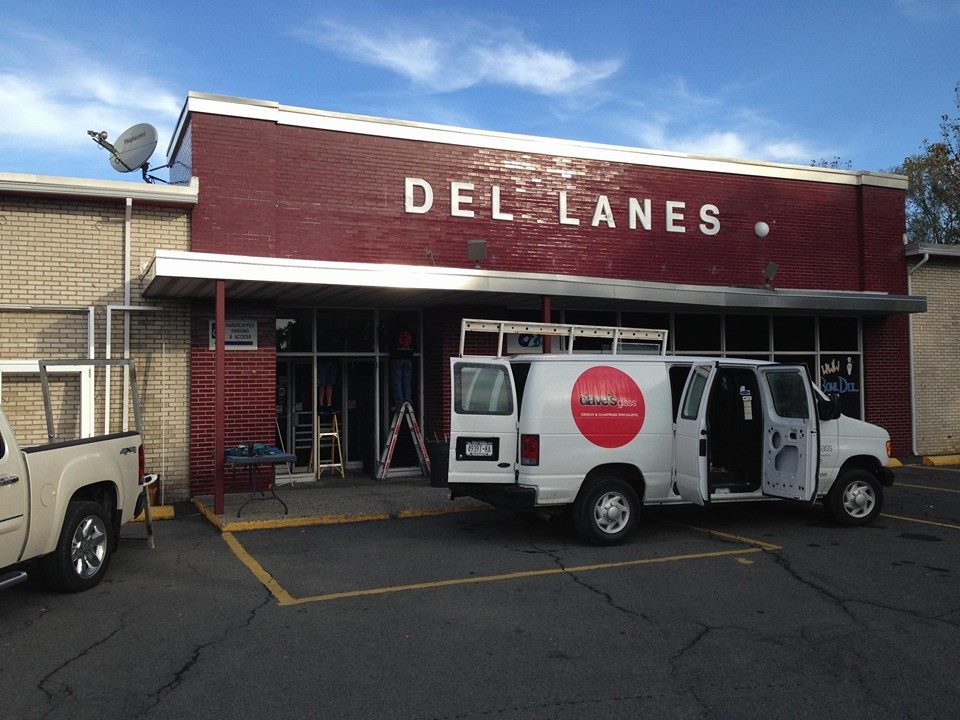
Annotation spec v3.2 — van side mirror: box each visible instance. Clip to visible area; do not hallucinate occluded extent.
[817,393,842,421]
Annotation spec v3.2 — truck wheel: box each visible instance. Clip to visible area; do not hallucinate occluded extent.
[826,470,882,526]
[573,477,639,546]
[42,501,114,592]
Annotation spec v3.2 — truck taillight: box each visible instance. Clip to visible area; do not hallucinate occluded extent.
[885,440,892,458]
[520,434,540,466]
[138,444,146,483]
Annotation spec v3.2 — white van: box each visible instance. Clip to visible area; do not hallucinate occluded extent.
[446,320,894,545]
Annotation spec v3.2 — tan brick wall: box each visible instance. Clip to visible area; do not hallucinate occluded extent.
[912,262,960,455]
[0,195,192,500]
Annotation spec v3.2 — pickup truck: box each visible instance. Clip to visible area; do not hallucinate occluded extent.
[0,361,148,592]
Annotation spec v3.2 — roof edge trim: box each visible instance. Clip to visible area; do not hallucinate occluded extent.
[168,92,907,190]
[0,173,199,205]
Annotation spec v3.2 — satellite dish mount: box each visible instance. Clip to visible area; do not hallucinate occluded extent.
[87,123,170,184]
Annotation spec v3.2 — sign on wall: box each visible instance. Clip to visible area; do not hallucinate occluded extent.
[209,320,258,351]
[820,354,861,419]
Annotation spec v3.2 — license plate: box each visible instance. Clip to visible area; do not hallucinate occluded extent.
[465,440,494,458]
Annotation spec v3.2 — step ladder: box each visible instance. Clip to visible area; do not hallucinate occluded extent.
[376,402,430,481]
[315,411,345,479]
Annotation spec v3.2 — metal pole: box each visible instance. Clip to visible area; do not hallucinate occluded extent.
[542,296,552,353]
[214,281,226,515]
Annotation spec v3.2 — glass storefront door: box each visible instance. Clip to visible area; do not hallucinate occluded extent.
[276,358,314,471]
[276,308,424,477]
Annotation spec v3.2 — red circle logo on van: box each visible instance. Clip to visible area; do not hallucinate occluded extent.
[571,366,645,448]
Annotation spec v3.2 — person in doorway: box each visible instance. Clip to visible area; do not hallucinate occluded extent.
[317,359,337,408]
[391,330,414,411]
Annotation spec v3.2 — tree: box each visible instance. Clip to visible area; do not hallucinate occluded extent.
[810,156,854,170]
[894,82,960,245]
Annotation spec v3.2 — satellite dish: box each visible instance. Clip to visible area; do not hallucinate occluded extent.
[108,123,158,173]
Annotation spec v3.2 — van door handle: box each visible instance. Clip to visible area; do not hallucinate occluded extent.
[0,475,19,487]
[498,463,510,468]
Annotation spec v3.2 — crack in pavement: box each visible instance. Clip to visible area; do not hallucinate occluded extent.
[771,552,861,625]
[528,542,654,624]
[37,624,124,702]
[773,551,960,630]
[0,606,50,642]
[137,590,273,717]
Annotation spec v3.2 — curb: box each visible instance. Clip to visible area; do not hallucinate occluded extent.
[922,454,960,467]
[132,505,175,522]
[888,459,903,468]
[192,497,492,533]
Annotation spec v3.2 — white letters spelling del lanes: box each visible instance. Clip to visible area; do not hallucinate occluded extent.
[404,178,720,235]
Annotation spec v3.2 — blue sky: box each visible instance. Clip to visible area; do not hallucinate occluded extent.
[1,0,958,181]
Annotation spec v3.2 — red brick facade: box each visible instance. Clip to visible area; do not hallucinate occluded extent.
[189,304,276,495]
[176,109,912,493]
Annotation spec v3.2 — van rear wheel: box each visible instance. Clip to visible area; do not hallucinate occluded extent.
[574,477,639,546]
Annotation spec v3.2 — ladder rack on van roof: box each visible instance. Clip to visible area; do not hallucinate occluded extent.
[459,319,668,358]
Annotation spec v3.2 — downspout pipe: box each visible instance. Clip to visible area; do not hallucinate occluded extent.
[907,253,929,457]
[122,197,132,431]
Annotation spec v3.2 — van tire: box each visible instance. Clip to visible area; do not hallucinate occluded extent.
[573,477,639,546]
[826,470,882,526]
[41,501,114,593]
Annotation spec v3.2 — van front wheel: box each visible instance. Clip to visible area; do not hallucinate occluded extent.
[574,477,639,546]
[826,469,882,526]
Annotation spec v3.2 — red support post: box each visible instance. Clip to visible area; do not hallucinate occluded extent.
[214,280,226,515]
[542,295,552,353]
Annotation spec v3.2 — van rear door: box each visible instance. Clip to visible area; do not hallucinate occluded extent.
[449,358,518,485]
[673,364,717,506]
[757,365,819,502]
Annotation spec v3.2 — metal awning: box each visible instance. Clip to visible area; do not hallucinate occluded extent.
[143,250,926,315]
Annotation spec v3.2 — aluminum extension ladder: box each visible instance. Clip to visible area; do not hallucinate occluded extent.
[375,402,431,481]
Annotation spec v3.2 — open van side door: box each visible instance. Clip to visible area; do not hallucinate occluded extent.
[672,363,717,506]
[757,365,819,502]
[448,358,518,485]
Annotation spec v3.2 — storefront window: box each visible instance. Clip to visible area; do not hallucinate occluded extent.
[819,317,859,351]
[674,314,721,352]
[317,310,375,353]
[773,316,815,351]
[725,315,769,353]
[774,354,817,382]
[276,308,314,353]
[819,352,862,418]
[620,312,669,331]
[565,310,617,351]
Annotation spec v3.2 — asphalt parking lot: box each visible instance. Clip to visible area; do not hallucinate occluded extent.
[2,464,960,720]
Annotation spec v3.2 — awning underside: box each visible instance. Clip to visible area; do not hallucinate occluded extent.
[143,250,926,315]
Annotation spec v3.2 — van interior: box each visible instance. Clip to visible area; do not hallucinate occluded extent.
[705,367,763,494]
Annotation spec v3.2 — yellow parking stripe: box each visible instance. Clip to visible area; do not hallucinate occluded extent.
[285,547,765,605]
[656,519,782,551]
[880,513,960,531]
[221,532,298,606]
[896,483,960,494]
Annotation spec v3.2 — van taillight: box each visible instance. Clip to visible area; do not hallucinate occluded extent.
[520,434,540,466]
[138,444,145,483]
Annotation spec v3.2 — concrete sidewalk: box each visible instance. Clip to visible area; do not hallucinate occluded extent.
[193,472,491,532]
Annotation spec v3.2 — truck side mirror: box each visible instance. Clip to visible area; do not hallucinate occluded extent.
[817,394,842,421]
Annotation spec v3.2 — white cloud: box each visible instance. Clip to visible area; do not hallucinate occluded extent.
[894,0,960,21]
[0,30,180,169]
[298,20,620,96]
[618,78,823,164]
